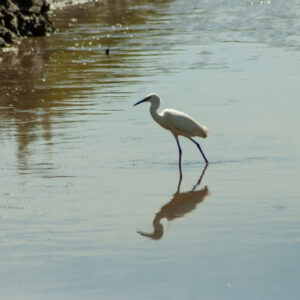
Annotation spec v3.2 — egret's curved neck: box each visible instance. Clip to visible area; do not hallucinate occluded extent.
[149,100,164,126]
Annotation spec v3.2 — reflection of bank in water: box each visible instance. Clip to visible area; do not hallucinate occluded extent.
[0,0,176,171]
[138,166,209,240]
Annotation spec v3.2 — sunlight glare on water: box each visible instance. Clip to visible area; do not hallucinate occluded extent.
[0,0,300,299]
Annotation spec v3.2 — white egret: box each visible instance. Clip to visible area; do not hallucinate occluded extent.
[133,93,209,171]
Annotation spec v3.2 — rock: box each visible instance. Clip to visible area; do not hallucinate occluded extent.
[0,0,54,47]
[0,37,6,47]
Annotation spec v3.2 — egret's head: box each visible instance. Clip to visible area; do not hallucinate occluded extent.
[133,93,161,106]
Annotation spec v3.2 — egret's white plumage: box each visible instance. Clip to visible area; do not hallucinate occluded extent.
[133,93,209,170]
[159,108,208,138]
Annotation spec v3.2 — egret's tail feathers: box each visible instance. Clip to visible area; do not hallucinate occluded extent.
[200,125,209,138]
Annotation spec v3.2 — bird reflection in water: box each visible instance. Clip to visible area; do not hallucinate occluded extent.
[137,165,209,240]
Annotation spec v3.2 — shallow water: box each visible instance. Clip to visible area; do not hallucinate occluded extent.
[0,0,300,299]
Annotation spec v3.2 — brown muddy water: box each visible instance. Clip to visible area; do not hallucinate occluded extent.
[0,0,300,299]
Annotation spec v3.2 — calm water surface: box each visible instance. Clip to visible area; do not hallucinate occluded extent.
[0,0,300,299]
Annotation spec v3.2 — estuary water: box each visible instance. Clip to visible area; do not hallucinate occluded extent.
[0,0,300,299]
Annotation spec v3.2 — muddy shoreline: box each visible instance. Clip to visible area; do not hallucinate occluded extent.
[0,0,92,48]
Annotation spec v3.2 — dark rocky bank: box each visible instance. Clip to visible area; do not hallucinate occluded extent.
[0,0,54,47]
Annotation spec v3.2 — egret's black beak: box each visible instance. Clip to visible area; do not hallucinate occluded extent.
[133,96,151,106]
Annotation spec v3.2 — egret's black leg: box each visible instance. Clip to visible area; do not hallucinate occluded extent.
[189,138,209,164]
[175,136,183,176]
